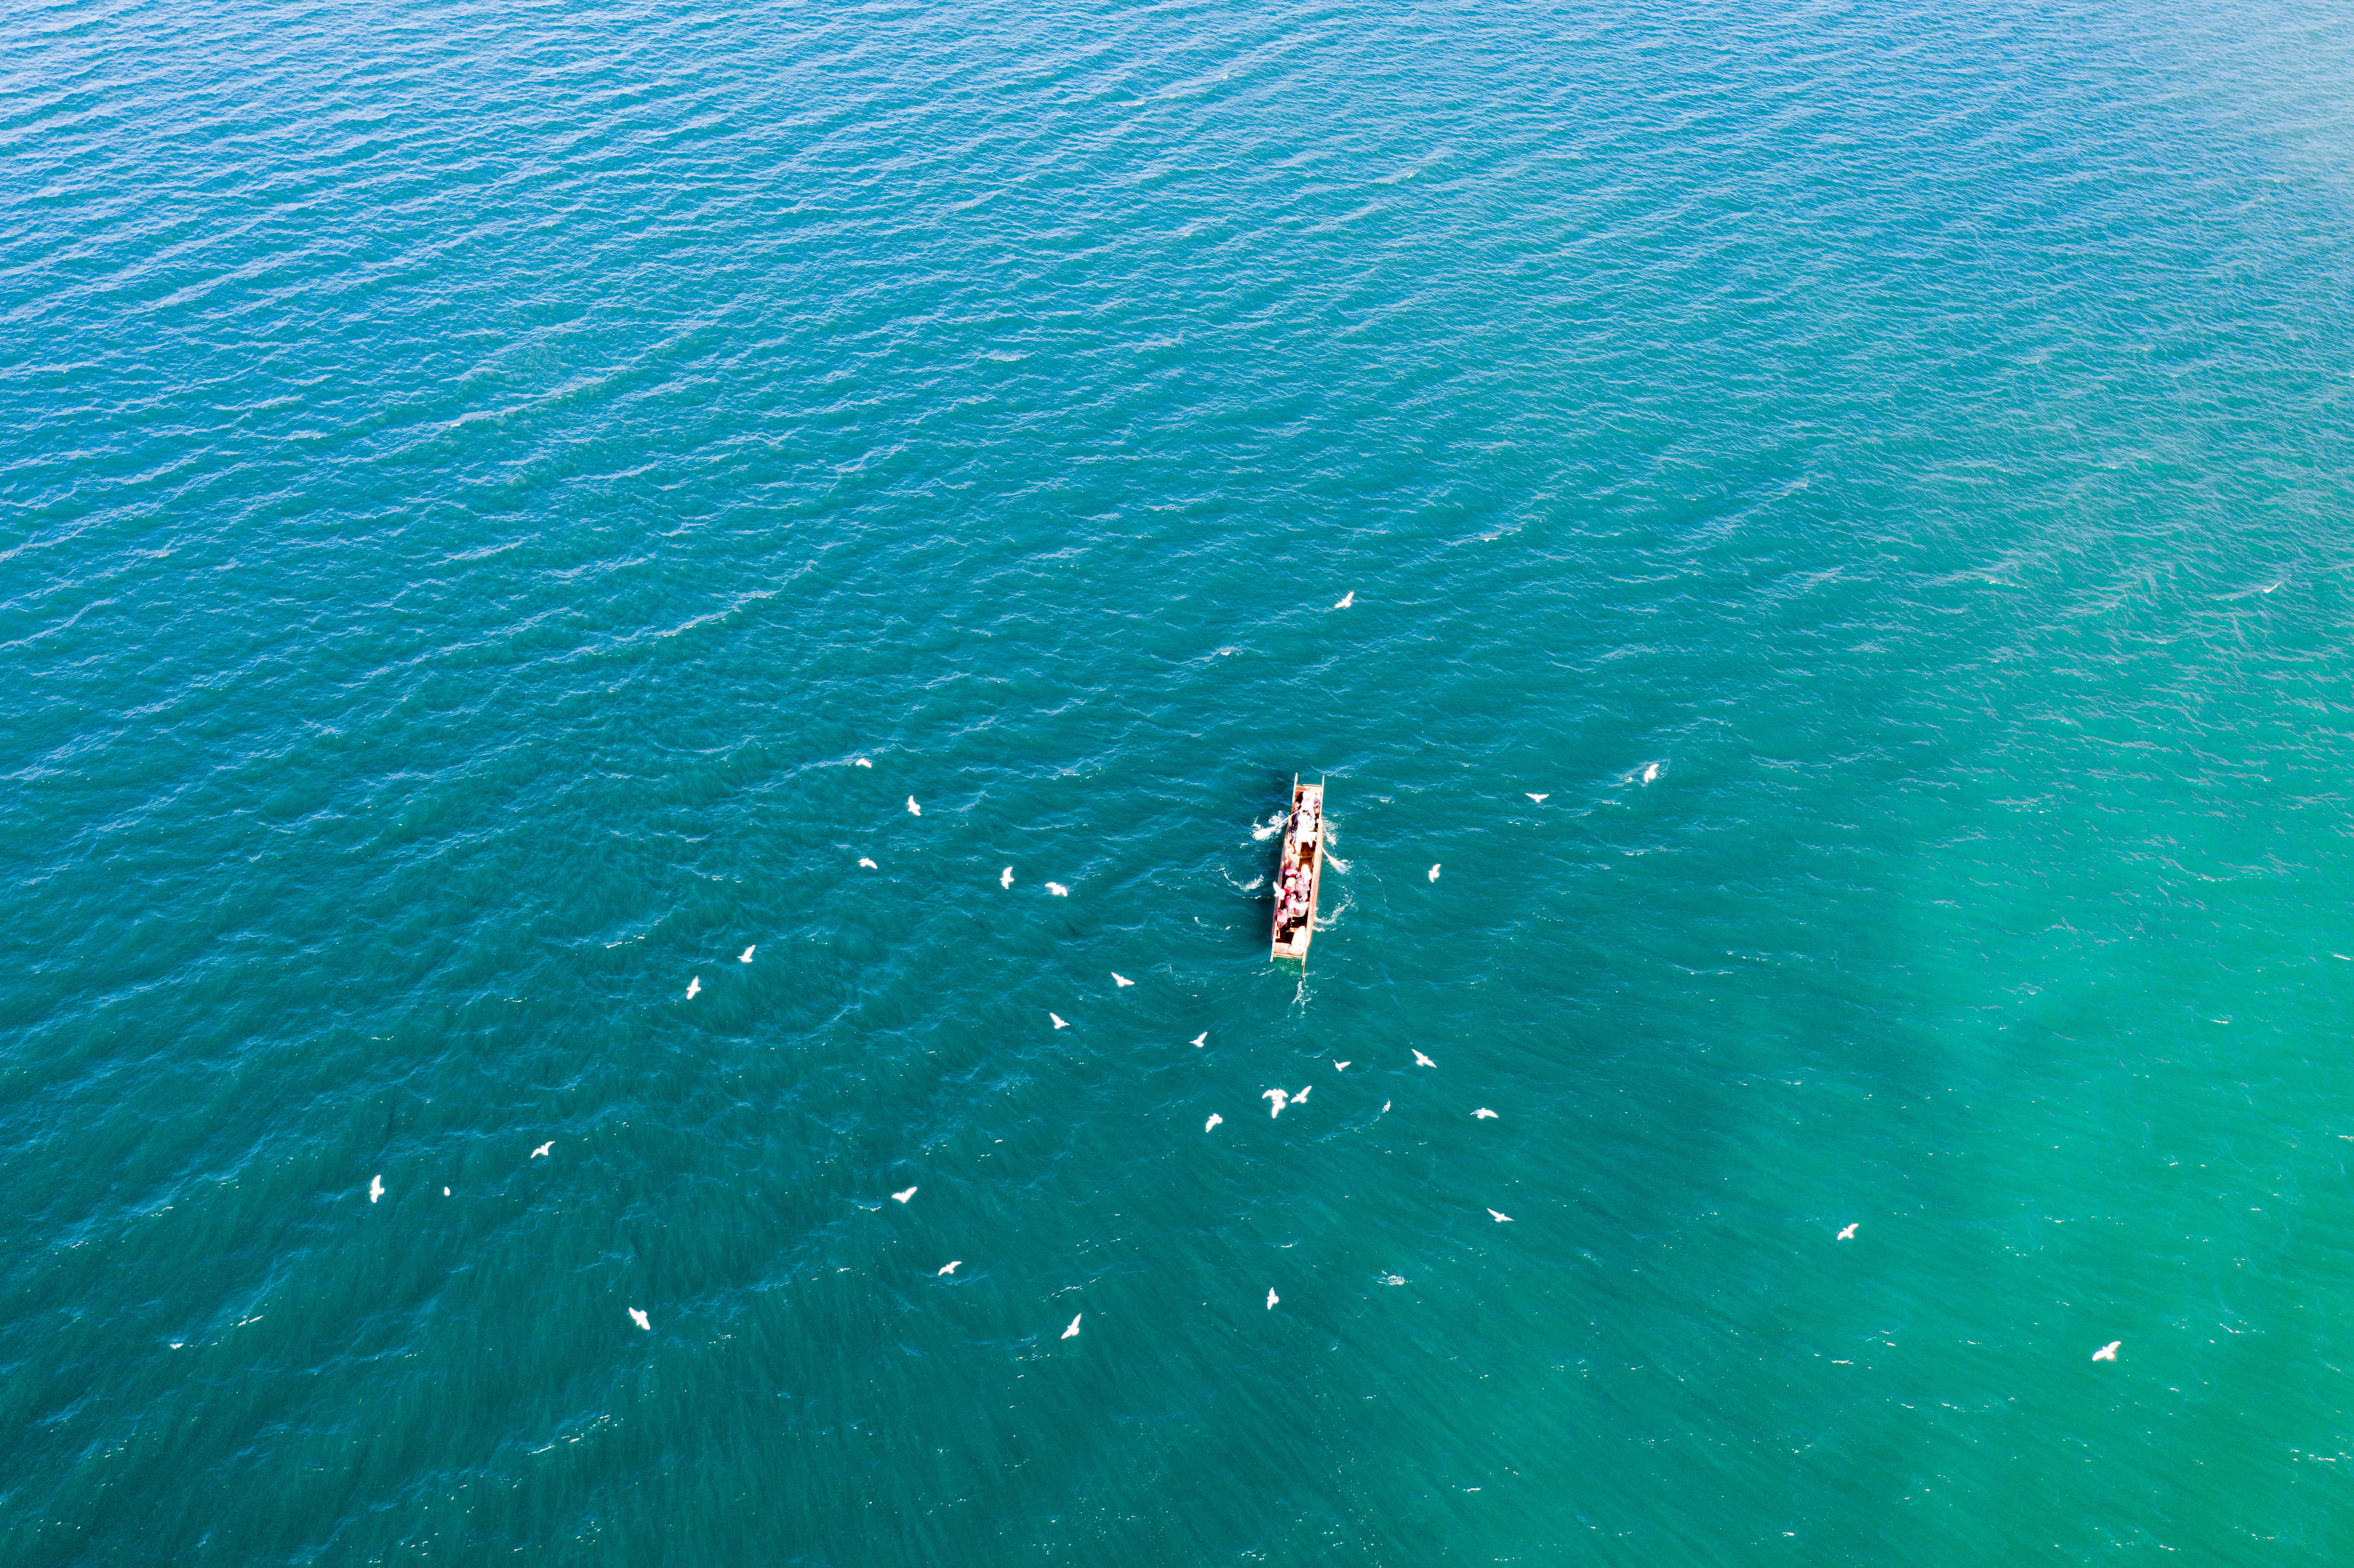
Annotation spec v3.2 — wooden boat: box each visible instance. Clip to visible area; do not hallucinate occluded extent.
[1270,776,1326,961]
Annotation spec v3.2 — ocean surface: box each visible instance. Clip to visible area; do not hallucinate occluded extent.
[8,0,2354,1560]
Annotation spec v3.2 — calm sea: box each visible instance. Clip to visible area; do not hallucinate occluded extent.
[7,0,2354,1560]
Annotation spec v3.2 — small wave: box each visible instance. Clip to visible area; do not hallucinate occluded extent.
[1250,812,1283,841]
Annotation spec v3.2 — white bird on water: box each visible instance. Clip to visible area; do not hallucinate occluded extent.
[2092,1341,2120,1361]
[1191,1032,1207,1048]
[1264,1089,1289,1118]
[532,1141,553,1158]
[1000,866,1014,889]
[892,1186,917,1204]
[1334,1061,1350,1072]
[685,976,701,999]
[853,758,872,768]
[739,945,756,962]
[1472,1108,1497,1119]
[1488,1209,1513,1223]
[859,856,877,868]
[1050,1012,1068,1029]
[1837,1223,1858,1241]
[1333,591,1354,609]
[1061,1314,1082,1340]
[369,1175,384,1203]
[1112,973,1133,987]
[939,1261,961,1276]
[1642,762,1660,784]
[1413,1049,1436,1068]
[906,796,921,815]
[1428,864,1441,882]
[1205,1113,1223,1132]
[1046,882,1069,897]
[629,1308,650,1331]
[1527,793,1548,803]
[1267,1287,1280,1309]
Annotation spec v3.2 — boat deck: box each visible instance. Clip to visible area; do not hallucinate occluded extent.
[1270,778,1324,961]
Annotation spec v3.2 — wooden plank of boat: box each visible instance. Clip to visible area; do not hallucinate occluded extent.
[1270,776,1325,962]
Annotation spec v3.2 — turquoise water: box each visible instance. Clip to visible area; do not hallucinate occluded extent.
[8,0,2354,1559]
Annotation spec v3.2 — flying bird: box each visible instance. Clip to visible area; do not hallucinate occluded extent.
[369,1175,384,1204]
[739,945,756,962]
[1333,591,1354,609]
[1050,1012,1068,1029]
[1061,1314,1082,1340]
[892,1187,917,1203]
[1428,864,1441,881]
[1001,866,1014,889]
[1112,973,1133,987]
[1837,1223,1857,1241]
[858,857,878,868]
[531,1142,552,1158]
[939,1261,961,1276]
[1045,882,1069,897]
[853,758,872,768]
[1527,793,1548,803]
[2092,1341,2120,1362]
[1205,1114,1223,1132]
[1264,1089,1290,1118]
[1334,1061,1349,1072]
[685,976,701,999]
[1191,1033,1207,1048]
[1641,762,1660,784]
[1472,1108,1497,1119]
[1267,1287,1280,1309]
[906,796,921,815]
[629,1308,651,1331]
[1293,1085,1311,1103]
[1413,1049,1436,1067]
[1488,1209,1513,1223]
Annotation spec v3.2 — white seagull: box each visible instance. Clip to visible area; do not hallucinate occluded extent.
[2092,1341,2120,1361]
[1837,1223,1858,1241]
[1001,866,1014,889]
[906,796,921,815]
[1488,1209,1513,1223]
[739,945,756,962]
[892,1186,917,1203]
[1191,1033,1207,1048]
[531,1141,553,1158]
[1527,793,1548,803]
[853,758,872,768]
[1382,1101,1391,1113]
[1061,1314,1082,1340]
[1264,1089,1290,1118]
[1112,973,1133,987]
[1293,1085,1312,1103]
[1334,1061,1349,1072]
[1472,1108,1497,1119]
[443,1187,450,1195]
[939,1261,961,1276]
[1642,762,1660,784]
[628,1308,650,1331]
[858,857,878,868]
[1428,864,1441,882]
[1333,591,1354,609]
[1267,1287,1280,1309]
[1046,882,1069,897]
[1205,1114,1223,1132]
[1050,1012,1068,1029]
[1413,1049,1436,1068]
[369,1175,384,1203]
[685,976,701,999]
